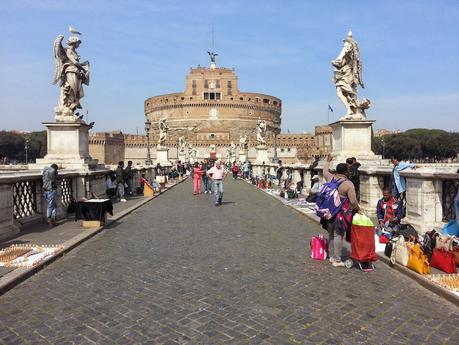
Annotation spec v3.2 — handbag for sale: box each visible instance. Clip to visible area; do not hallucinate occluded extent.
[431,249,457,273]
[390,236,410,266]
[384,241,394,258]
[436,235,455,251]
[452,248,459,267]
[407,243,431,275]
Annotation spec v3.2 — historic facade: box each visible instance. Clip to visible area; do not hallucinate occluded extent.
[88,57,332,165]
[144,63,282,159]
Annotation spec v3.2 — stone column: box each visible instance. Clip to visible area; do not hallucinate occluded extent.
[238,150,248,163]
[329,119,380,164]
[31,122,99,170]
[156,147,171,166]
[255,146,269,164]
[0,184,20,241]
[404,176,443,233]
[178,153,186,163]
[359,174,383,215]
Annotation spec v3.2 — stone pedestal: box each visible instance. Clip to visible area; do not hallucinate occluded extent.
[255,146,269,164]
[156,147,171,165]
[178,153,186,163]
[238,150,248,163]
[330,119,380,164]
[31,122,99,170]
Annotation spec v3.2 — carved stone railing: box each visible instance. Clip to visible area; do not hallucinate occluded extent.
[0,166,159,241]
[251,162,459,233]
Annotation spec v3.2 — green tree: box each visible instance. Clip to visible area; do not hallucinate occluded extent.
[0,131,24,162]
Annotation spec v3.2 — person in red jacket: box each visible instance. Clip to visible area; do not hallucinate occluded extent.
[193,162,202,195]
[231,162,239,179]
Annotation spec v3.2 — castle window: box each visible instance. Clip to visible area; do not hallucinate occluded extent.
[273,101,278,106]
[216,80,220,88]
[192,80,197,95]
[263,98,269,104]
[287,148,291,152]
[204,92,221,100]
[204,80,209,88]
[210,134,215,139]
[239,97,243,101]
[227,80,232,89]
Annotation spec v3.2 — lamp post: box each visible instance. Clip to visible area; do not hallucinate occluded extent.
[145,119,152,165]
[381,137,385,159]
[24,136,30,165]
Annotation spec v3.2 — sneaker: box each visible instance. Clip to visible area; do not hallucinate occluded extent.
[120,198,127,202]
[332,261,345,267]
[329,257,338,263]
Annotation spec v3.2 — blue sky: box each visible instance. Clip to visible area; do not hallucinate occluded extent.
[0,0,458,134]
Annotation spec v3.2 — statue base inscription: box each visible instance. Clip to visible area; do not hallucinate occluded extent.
[30,122,99,170]
[329,119,380,164]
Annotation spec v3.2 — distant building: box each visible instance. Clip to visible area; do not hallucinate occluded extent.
[374,128,402,137]
[314,125,333,157]
[89,57,330,165]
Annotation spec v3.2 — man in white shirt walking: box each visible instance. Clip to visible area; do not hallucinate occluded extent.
[207,160,227,206]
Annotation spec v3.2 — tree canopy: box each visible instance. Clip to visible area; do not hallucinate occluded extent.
[0,131,47,163]
[372,128,459,161]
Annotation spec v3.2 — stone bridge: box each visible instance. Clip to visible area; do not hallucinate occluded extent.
[0,178,457,344]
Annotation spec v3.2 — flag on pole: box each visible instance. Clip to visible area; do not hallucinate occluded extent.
[328,104,333,112]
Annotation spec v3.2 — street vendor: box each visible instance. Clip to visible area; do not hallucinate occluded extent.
[376,188,403,234]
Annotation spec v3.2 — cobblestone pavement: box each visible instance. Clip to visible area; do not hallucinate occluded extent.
[0,178,458,344]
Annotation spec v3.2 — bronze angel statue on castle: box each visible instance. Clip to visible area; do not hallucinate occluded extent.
[52,26,90,122]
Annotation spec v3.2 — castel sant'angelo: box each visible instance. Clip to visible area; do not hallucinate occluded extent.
[89,53,332,165]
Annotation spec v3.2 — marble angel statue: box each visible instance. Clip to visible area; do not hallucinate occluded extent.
[158,118,169,146]
[239,134,248,151]
[178,136,186,154]
[256,119,267,146]
[52,28,90,120]
[331,30,370,120]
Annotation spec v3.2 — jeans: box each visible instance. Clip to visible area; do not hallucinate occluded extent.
[213,180,223,204]
[117,182,125,199]
[243,171,249,179]
[126,178,133,195]
[44,190,57,220]
[202,175,212,193]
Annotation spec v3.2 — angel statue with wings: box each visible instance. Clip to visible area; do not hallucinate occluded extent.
[178,136,186,154]
[239,134,248,151]
[207,51,218,64]
[52,28,90,121]
[331,30,370,120]
[158,118,169,147]
[256,118,267,146]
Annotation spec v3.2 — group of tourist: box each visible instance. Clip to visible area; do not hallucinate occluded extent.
[191,159,227,206]
[315,153,416,267]
[105,161,135,202]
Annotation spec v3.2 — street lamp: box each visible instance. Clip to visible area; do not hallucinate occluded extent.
[145,119,152,165]
[24,136,30,165]
[381,137,385,159]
